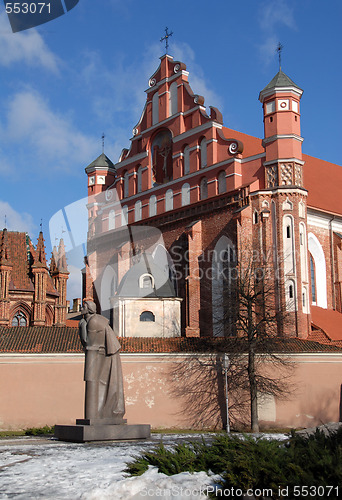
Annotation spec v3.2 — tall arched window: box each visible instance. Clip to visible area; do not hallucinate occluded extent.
[283,215,295,275]
[121,205,128,226]
[200,178,208,200]
[200,138,207,168]
[181,183,190,206]
[123,171,129,198]
[169,82,178,116]
[299,222,308,283]
[218,171,226,194]
[183,145,190,175]
[135,200,142,222]
[308,233,327,308]
[285,279,297,311]
[152,92,159,125]
[108,210,115,230]
[12,311,27,327]
[212,236,236,337]
[149,195,157,217]
[136,165,143,193]
[310,254,316,304]
[165,189,173,211]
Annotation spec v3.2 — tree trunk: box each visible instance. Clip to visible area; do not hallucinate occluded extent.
[248,347,259,432]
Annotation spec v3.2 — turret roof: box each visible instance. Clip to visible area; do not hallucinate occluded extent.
[86,153,115,170]
[260,69,303,95]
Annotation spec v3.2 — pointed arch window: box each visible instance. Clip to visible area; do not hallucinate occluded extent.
[12,311,27,327]
[308,233,327,308]
[310,254,316,304]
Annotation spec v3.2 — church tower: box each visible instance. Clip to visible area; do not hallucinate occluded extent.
[259,69,310,337]
[0,229,13,326]
[50,239,69,325]
[32,232,49,326]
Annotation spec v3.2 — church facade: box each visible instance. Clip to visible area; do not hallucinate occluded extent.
[82,54,342,340]
[0,230,69,327]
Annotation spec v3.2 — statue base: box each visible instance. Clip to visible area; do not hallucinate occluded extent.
[54,420,151,443]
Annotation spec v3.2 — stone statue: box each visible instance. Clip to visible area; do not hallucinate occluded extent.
[78,300,125,422]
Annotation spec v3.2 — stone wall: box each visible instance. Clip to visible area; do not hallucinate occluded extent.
[0,352,341,431]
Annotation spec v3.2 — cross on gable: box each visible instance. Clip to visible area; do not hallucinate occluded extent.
[160,27,173,53]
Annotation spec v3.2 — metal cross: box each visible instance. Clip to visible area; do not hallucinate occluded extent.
[40,219,43,231]
[276,42,283,70]
[160,27,173,53]
[102,133,105,154]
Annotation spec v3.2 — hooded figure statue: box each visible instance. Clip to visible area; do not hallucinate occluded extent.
[79,300,125,422]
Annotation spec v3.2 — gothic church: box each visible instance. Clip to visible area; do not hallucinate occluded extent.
[82,54,342,341]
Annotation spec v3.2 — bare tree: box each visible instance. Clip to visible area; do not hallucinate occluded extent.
[218,249,295,432]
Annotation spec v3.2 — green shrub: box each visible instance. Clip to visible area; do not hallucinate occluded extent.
[25,425,55,436]
[126,429,342,499]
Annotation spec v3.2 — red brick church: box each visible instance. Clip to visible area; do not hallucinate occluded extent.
[82,54,342,341]
[0,230,69,326]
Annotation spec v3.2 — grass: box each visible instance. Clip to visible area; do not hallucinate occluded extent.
[0,425,55,437]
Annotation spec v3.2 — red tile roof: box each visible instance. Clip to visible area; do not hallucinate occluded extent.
[310,306,342,341]
[0,327,341,354]
[222,127,264,158]
[304,154,342,215]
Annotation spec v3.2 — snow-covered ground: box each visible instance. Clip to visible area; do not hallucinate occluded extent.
[0,433,288,499]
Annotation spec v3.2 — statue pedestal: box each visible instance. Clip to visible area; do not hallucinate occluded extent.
[54,419,151,443]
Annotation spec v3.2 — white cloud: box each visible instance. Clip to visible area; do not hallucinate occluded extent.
[66,264,83,301]
[0,200,35,234]
[257,0,297,67]
[4,89,99,172]
[0,13,59,73]
[258,35,281,67]
[258,0,297,32]
[78,40,223,135]
[171,42,223,112]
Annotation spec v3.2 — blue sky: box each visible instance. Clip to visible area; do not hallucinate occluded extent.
[0,0,341,299]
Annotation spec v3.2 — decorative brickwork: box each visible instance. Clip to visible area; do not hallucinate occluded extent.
[82,56,342,342]
[0,230,69,327]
